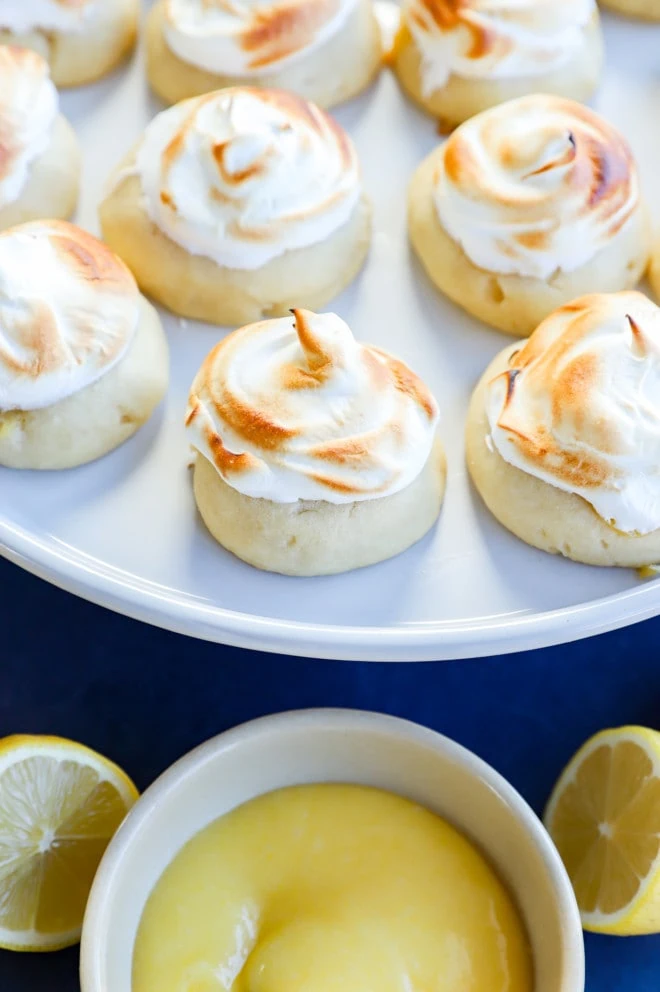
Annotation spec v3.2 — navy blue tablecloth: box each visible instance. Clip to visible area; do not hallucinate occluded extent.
[1,555,659,991]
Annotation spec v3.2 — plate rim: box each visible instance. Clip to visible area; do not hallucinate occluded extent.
[2,513,659,661]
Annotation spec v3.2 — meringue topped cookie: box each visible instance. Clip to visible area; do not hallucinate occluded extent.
[467,292,660,567]
[0,221,168,469]
[187,309,446,574]
[408,95,650,336]
[0,46,80,229]
[435,96,639,281]
[392,0,603,126]
[0,0,139,87]
[100,88,371,325]
[137,88,360,271]
[486,293,660,535]
[145,0,382,109]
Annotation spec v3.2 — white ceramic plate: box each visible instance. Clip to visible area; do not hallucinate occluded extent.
[2,5,660,662]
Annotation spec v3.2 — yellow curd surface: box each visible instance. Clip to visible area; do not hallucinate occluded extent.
[133,784,533,992]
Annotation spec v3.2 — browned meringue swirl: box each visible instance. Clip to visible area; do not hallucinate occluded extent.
[404,0,597,98]
[186,309,439,503]
[434,95,639,279]
[486,292,660,534]
[163,0,354,77]
[0,221,140,411]
[136,87,360,270]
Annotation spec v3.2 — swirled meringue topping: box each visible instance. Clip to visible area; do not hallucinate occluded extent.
[0,0,96,34]
[186,309,439,504]
[163,0,357,75]
[404,0,596,96]
[136,88,361,271]
[486,292,660,535]
[0,47,58,210]
[0,221,140,412]
[433,95,639,280]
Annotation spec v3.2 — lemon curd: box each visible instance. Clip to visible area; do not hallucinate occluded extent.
[132,784,533,992]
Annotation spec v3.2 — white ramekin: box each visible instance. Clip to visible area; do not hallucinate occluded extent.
[80,709,584,991]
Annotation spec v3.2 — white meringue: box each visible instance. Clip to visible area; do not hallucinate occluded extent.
[0,0,96,34]
[434,95,639,280]
[0,221,140,412]
[136,88,361,271]
[405,0,596,97]
[163,0,356,76]
[486,292,660,535]
[186,309,439,504]
[0,47,58,210]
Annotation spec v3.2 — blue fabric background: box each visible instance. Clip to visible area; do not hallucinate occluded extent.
[1,555,659,990]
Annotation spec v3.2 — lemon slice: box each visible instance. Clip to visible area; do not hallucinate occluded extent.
[0,734,138,951]
[544,726,660,935]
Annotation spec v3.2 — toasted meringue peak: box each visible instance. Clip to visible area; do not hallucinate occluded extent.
[163,0,357,76]
[186,309,439,503]
[486,292,660,535]
[0,221,140,412]
[404,0,596,96]
[136,87,361,271]
[433,95,639,280]
[0,47,58,210]
[0,0,96,34]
